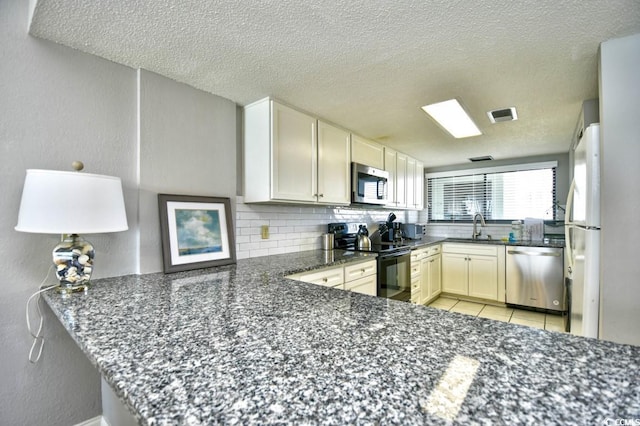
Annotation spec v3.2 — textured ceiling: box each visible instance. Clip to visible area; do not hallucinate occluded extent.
[29,0,640,167]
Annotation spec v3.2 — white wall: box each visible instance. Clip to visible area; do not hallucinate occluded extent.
[138,69,237,273]
[1,1,240,423]
[598,33,640,346]
[0,0,138,424]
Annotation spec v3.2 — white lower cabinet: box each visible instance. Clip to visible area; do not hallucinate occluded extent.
[345,275,377,296]
[421,251,442,304]
[410,245,441,305]
[287,259,377,296]
[441,243,504,302]
[292,266,344,288]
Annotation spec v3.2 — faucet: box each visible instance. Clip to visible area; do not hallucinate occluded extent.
[472,213,487,240]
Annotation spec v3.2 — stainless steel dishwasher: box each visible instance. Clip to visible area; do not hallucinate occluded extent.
[506,246,565,312]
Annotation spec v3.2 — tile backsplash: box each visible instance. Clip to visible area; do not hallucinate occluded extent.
[424,223,513,240]
[234,198,560,259]
[235,196,420,259]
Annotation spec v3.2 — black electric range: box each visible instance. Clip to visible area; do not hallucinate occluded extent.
[328,223,412,302]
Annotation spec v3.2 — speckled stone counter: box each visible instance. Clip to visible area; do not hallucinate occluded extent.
[44,250,639,425]
[405,237,565,249]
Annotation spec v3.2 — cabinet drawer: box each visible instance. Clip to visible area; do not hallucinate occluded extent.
[296,267,344,288]
[411,264,421,276]
[411,276,420,293]
[426,245,441,256]
[411,293,421,304]
[443,243,498,257]
[345,275,377,296]
[344,260,376,281]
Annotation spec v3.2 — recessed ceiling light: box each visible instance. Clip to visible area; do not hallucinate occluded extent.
[421,99,482,139]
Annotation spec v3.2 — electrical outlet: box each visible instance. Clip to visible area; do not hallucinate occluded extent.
[261,225,269,239]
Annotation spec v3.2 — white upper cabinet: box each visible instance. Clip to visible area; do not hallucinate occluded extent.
[271,102,318,202]
[244,98,350,205]
[396,152,408,208]
[317,120,351,205]
[414,160,424,210]
[406,156,416,209]
[384,147,397,207]
[351,135,384,169]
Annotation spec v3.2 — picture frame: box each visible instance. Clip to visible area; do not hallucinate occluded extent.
[158,194,236,273]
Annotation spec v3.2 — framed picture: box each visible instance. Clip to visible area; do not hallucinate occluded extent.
[158,194,236,273]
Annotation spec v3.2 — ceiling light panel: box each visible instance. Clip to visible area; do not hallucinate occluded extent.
[421,99,482,139]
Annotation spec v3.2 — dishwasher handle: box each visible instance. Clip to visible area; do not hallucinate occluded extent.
[507,250,561,257]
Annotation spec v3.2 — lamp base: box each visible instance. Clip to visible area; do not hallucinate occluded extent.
[53,234,95,294]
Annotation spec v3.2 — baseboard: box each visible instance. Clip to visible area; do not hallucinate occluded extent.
[74,416,109,426]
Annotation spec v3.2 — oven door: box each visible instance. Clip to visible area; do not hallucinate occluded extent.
[377,250,411,302]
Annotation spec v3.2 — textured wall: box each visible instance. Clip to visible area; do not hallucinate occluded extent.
[0,0,138,424]
[138,69,237,274]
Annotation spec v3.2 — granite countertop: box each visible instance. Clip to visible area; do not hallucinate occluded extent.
[45,250,638,425]
[404,237,565,249]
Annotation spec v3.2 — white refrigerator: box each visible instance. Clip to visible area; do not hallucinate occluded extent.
[565,123,600,338]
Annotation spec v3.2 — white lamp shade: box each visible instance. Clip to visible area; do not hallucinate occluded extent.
[15,169,129,234]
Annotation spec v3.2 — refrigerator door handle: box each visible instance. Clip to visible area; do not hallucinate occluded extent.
[565,178,576,269]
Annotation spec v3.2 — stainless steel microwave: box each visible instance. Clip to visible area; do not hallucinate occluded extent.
[351,163,389,205]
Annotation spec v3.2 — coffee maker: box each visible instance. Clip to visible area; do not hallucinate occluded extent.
[380,213,403,243]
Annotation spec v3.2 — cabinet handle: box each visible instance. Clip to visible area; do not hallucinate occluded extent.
[318,193,324,197]
[323,277,328,282]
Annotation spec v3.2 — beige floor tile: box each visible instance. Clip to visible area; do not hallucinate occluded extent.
[545,314,565,327]
[545,323,566,333]
[478,311,512,323]
[449,307,482,317]
[428,297,458,310]
[429,304,451,312]
[480,305,514,317]
[454,300,485,311]
[511,309,546,322]
[450,303,483,316]
[510,317,545,329]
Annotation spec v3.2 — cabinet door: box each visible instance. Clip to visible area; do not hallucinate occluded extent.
[468,255,498,300]
[442,252,468,295]
[406,156,416,209]
[351,135,384,169]
[420,257,430,305]
[346,275,377,296]
[415,160,424,210]
[396,152,407,208]
[271,102,317,202]
[317,121,351,205]
[426,253,442,302]
[384,147,397,206]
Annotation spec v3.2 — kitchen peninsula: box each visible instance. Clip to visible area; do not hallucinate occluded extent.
[44,249,639,425]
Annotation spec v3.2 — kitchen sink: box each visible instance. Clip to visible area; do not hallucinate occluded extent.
[445,237,503,245]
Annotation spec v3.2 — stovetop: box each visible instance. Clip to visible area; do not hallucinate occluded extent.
[349,241,411,255]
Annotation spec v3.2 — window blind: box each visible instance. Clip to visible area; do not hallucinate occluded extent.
[427,165,556,222]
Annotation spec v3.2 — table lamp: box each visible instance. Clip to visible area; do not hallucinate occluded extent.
[15,162,128,294]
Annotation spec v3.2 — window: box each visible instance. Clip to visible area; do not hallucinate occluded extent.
[427,162,557,222]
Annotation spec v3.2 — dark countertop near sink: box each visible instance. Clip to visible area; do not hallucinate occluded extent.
[44,249,638,425]
[404,236,565,249]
